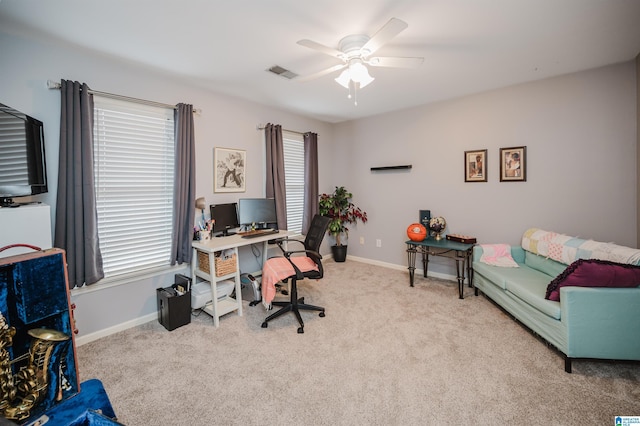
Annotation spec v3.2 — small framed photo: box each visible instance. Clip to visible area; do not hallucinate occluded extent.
[464,149,487,182]
[214,147,246,192]
[500,146,527,182]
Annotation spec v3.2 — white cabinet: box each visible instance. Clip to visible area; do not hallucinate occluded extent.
[0,204,52,257]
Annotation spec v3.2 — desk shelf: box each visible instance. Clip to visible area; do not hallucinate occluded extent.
[191,248,242,328]
[202,296,239,318]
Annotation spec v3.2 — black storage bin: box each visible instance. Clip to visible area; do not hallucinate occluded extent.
[156,275,191,331]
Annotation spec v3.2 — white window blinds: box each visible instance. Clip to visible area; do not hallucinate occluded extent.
[282,131,304,234]
[93,97,175,277]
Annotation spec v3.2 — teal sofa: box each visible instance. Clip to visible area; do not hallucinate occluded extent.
[473,244,640,373]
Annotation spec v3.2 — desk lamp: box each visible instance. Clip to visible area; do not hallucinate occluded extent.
[195,197,206,227]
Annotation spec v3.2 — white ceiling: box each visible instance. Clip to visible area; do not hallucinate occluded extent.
[1,0,640,123]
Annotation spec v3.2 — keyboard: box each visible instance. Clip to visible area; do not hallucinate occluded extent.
[240,229,279,239]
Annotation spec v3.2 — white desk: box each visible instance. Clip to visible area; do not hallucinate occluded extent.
[191,230,295,327]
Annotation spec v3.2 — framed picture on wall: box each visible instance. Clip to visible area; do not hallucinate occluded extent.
[214,147,246,192]
[500,146,527,182]
[464,149,487,182]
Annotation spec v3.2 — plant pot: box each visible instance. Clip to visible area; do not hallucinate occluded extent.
[331,245,348,262]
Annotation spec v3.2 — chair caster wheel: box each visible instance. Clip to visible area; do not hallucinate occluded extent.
[297,327,304,334]
[261,322,268,328]
[319,312,325,317]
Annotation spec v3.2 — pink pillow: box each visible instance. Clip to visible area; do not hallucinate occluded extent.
[479,244,519,267]
[545,259,640,301]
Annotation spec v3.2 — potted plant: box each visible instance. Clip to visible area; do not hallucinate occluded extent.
[319,186,368,262]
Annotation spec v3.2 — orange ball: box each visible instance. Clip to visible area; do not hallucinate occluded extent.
[407,223,427,241]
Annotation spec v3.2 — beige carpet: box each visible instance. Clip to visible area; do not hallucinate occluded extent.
[77,260,640,425]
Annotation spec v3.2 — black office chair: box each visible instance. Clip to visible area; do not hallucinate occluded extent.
[261,214,331,333]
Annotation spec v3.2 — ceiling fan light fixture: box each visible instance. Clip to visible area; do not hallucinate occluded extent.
[334,60,375,91]
[299,18,423,106]
[335,69,351,89]
[349,61,371,83]
[298,17,422,104]
[356,71,375,88]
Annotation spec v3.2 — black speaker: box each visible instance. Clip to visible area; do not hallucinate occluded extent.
[419,210,431,228]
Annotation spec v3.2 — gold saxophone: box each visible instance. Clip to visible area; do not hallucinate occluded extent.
[0,317,17,412]
[0,320,70,421]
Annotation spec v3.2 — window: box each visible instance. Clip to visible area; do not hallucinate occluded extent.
[282,131,304,234]
[93,97,175,278]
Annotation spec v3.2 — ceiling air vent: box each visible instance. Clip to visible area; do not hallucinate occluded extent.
[267,65,298,80]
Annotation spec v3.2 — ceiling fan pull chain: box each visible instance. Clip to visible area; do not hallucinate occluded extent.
[354,82,358,106]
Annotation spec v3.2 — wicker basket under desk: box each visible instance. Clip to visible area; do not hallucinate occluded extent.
[197,250,237,276]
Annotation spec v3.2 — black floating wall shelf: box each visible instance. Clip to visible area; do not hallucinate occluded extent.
[370,165,412,171]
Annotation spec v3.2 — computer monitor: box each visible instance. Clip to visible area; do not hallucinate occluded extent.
[210,203,239,237]
[238,198,278,229]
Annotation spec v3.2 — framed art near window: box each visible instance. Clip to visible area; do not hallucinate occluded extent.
[500,146,526,182]
[464,149,487,182]
[214,147,246,192]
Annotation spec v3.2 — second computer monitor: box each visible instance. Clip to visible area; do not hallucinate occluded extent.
[210,202,239,237]
[238,198,277,229]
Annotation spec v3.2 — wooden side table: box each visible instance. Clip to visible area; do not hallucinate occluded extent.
[406,237,475,299]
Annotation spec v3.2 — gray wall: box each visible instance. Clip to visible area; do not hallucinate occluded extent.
[333,62,638,275]
[1,28,637,341]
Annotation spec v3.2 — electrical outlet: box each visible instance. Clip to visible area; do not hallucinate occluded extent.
[376,239,382,248]
[359,236,365,245]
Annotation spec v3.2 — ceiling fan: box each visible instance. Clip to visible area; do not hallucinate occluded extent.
[296,18,424,104]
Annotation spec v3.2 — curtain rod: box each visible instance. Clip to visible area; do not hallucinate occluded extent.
[47,80,200,114]
[256,123,312,136]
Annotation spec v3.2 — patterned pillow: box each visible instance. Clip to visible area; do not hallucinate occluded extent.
[545,259,640,301]
[479,244,519,267]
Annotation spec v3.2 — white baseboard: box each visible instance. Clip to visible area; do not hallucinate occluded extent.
[75,312,157,346]
[345,254,456,281]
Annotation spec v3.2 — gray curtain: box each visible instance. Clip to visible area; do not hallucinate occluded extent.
[171,103,196,265]
[302,132,319,234]
[265,123,288,229]
[54,80,104,288]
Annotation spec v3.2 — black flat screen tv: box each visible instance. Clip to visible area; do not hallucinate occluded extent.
[0,102,48,206]
[210,203,239,237]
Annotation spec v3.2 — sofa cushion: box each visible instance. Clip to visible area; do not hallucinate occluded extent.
[504,270,561,319]
[545,259,640,302]
[525,251,567,278]
[473,261,527,290]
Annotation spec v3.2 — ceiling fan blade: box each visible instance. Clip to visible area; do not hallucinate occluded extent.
[296,63,346,82]
[297,39,344,59]
[361,18,408,56]
[368,56,424,68]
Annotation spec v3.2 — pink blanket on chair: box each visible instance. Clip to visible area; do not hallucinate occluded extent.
[261,256,319,307]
